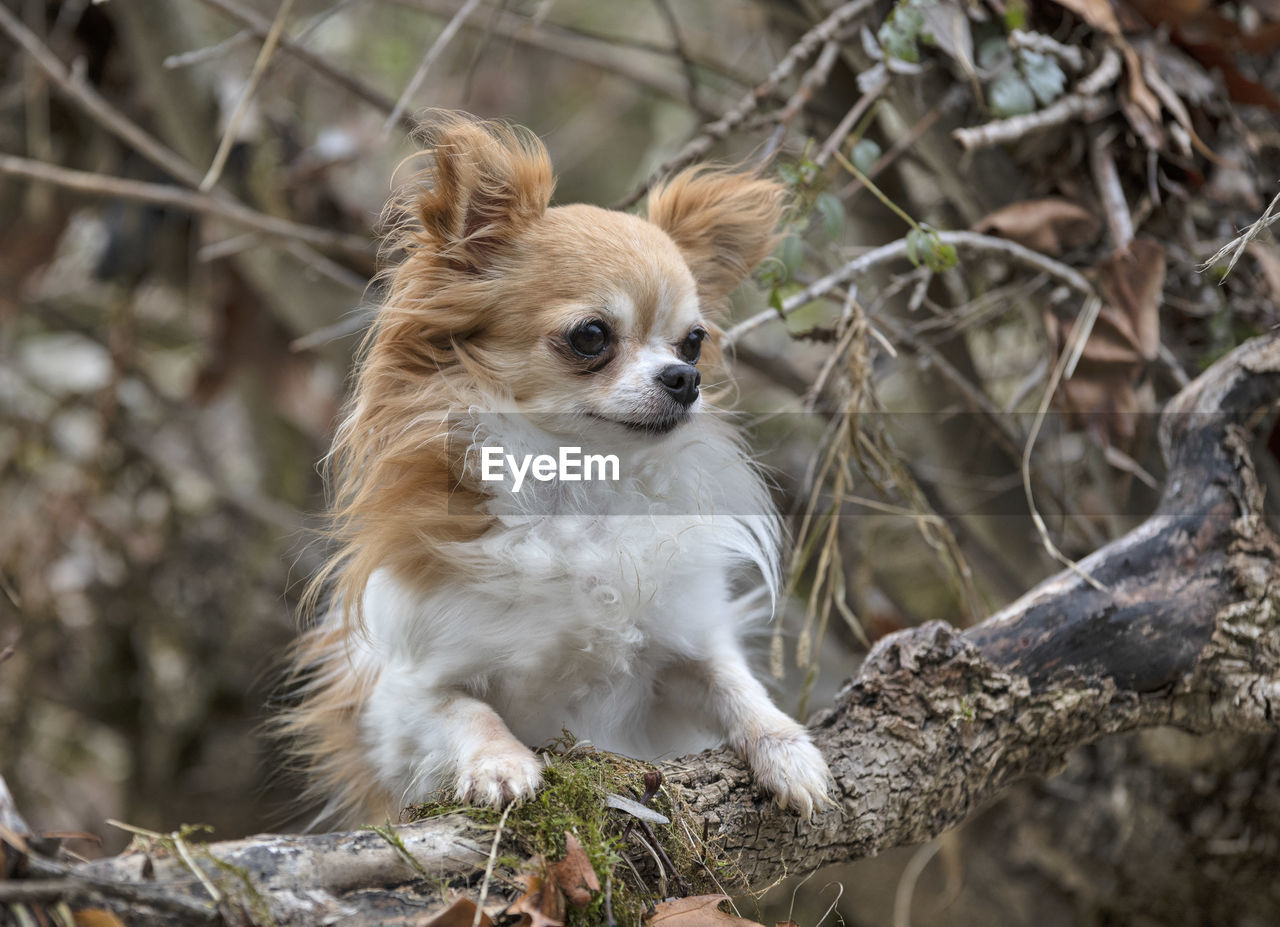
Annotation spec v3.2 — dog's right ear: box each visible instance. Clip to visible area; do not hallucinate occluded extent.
[410,115,555,271]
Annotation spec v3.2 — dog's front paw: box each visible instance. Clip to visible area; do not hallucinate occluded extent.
[746,729,834,818]
[455,745,544,807]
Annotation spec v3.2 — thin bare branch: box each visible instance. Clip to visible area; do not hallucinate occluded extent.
[758,40,842,165]
[613,0,877,209]
[724,231,1096,346]
[383,0,484,134]
[1090,127,1133,252]
[0,154,372,258]
[952,48,1120,151]
[815,65,889,167]
[190,0,415,131]
[200,0,296,191]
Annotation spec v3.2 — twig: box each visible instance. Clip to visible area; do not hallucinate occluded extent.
[651,0,701,111]
[0,155,372,258]
[289,305,375,351]
[164,29,254,69]
[952,47,1120,151]
[0,2,203,187]
[383,0,484,134]
[1023,294,1109,591]
[0,2,372,266]
[836,89,954,198]
[190,0,416,131]
[1008,29,1085,71]
[383,0,706,110]
[473,803,512,927]
[614,0,876,208]
[758,40,842,164]
[1090,128,1133,251]
[1199,189,1280,279]
[724,230,1095,346]
[201,0,296,191]
[815,65,889,167]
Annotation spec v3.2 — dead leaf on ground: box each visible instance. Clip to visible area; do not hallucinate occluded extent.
[550,833,601,908]
[974,198,1101,255]
[73,912,128,927]
[1046,238,1166,447]
[507,867,566,927]
[646,894,766,926]
[424,896,495,927]
[1048,0,1122,36]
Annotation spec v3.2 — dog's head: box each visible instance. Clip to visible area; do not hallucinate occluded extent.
[381,115,785,436]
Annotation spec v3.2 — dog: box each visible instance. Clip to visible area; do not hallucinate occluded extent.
[281,115,832,824]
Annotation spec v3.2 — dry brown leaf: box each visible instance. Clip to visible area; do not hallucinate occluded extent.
[507,869,565,927]
[550,833,601,908]
[646,894,766,926]
[1119,45,1164,149]
[1047,238,1165,447]
[973,198,1101,255]
[1125,0,1210,29]
[73,911,128,927]
[1097,239,1165,363]
[1049,0,1121,35]
[424,897,495,927]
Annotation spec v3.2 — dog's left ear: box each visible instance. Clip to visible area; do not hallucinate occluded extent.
[647,167,786,314]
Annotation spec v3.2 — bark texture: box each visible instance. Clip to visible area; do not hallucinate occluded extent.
[2,333,1277,925]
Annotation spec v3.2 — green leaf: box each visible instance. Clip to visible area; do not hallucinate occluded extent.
[815,192,845,239]
[769,286,785,315]
[987,71,1036,117]
[906,228,924,267]
[1004,0,1027,30]
[1019,48,1066,106]
[926,241,958,272]
[851,138,882,175]
[778,233,805,277]
[776,162,801,187]
[877,2,925,63]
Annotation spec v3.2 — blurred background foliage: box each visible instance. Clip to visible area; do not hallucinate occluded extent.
[2,0,1279,923]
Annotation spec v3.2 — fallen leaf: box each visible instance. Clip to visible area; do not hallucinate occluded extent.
[424,897,495,927]
[1097,239,1164,363]
[1048,238,1166,447]
[550,833,601,908]
[974,198,1101,255]
[1048,0,1121,36]
[1119,45,1164,149]
[507,868,565,927]
[73,912,127,927]
[646,894,766,926]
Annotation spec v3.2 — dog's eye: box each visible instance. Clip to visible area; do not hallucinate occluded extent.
[567,320,610,357]
[678,327,707,364]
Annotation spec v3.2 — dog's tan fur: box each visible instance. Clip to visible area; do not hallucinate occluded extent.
[280,115,798,823]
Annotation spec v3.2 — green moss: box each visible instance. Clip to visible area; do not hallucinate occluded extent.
[404,739,739,926]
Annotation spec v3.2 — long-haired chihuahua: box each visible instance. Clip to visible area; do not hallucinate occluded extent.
[281,114,832,824]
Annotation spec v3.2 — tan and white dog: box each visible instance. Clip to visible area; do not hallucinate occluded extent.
[282,115,832,824]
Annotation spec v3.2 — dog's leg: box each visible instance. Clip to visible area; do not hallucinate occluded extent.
[693,646,834,817]
[364,669,543,808]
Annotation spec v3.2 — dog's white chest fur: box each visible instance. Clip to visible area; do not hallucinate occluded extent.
[355,415,778,776]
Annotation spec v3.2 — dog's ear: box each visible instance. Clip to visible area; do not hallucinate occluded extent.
[647,167,785,313]
[411,115,554,271]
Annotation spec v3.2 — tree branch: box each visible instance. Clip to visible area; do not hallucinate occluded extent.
[3,332,1276,924]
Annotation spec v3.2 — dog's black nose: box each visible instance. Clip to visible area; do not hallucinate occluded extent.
[656,364,701,406]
